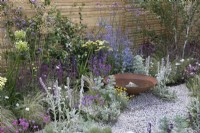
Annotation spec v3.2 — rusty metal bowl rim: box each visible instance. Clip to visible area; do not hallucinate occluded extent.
[105,73,158,95]
[113,73,158,85]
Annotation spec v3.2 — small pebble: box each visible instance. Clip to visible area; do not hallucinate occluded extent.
[98,84,192,133]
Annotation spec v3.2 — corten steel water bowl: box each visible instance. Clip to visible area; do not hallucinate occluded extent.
[106,73,157,95]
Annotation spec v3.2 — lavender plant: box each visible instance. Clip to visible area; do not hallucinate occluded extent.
[89,51,111,77]
[122,47,134,73]
[89,17,134,73]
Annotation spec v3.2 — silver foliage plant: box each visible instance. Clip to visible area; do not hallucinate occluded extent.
[39,76,107,133]
[188,98,200,131]
[82,75,128,123]
[132,55,146,74]
[150,56,177,101]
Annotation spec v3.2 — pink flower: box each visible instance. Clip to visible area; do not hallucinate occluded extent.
[12,120,18,126]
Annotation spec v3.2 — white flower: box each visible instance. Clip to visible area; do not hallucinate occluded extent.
[16,103,19,107]
[175,63,181,66]
[66,42,71,48]
[180,59,184,62]
[56,66,60,70]
[5,96,9,99]
[190,72,194,75]
[64,86,68,89]
[25,107,30,111]
[47,87,51,90]
[58,87,61,90]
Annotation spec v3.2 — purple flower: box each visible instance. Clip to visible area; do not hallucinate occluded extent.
[38,48,42,53]
[30,0,36,4]
[0,127,4,133]
[82,94,104,106]
[135,8,141,17]
[22,20,26,25]
[31,120,35,124]
[122,47,134,72]
[33,125,38,129]
[138,41,155,57]
[19,118,29,130]
[89,52,111,77]
[96,2,101,6]
[12,120,18,126]
[111,2,119,8]
[0,0,7,4]
[42,114,51,123]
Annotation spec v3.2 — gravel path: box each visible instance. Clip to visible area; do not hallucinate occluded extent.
[107,84,192,133]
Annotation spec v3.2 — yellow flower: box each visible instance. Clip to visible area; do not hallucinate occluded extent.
[0,76,7,90]
[15,40,29,51]
[14,30,26,40]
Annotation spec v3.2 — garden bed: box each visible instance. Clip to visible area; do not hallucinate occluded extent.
[99,84,193,133]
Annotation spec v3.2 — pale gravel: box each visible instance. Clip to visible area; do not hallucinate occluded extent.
[100,84,193,133]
